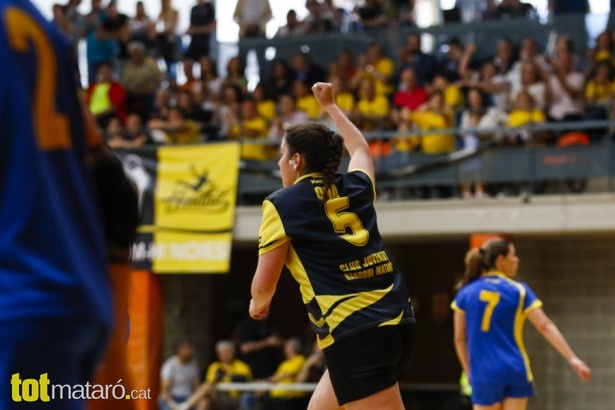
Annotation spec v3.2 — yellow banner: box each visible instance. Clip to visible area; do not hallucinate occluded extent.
[125,143,240,273]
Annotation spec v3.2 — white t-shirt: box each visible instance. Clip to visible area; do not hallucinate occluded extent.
[160,356,199,398]
[547,72,584,120]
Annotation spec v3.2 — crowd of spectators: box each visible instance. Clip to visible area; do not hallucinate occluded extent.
[50,0,615,199]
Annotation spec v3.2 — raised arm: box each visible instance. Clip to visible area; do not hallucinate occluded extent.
[311,82,374,181]
[527,307,591,383]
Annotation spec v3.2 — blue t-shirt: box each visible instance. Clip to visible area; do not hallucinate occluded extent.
[0,0,112,325]
[452,272,542,384]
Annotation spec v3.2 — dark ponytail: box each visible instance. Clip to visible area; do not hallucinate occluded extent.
[285,123,344,202]
[455,238,512,290]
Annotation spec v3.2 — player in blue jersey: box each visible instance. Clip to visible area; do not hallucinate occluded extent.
[0,1,137,409]
[452,238,591,410]
[249,82,415,409]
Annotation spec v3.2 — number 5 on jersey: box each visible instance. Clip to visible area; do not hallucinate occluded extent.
[325,197,369,247]
[479,290,501,332]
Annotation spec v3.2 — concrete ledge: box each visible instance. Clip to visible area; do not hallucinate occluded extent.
[233,194,615,242]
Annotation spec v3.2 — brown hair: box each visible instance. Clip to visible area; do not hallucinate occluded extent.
[455,238,511,290]
[285,122,344,202]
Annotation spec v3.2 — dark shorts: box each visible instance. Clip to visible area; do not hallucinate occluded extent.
[323,322,416,406]
[472,381,535,405]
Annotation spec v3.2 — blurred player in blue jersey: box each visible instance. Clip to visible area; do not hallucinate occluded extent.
[452,238,591,410]
[250,82,415,409]
[0,1,137,409]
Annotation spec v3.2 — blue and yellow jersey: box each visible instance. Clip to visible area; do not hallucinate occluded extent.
[451,272,543,384]
[258,170,415,349]
[0,0,111,324]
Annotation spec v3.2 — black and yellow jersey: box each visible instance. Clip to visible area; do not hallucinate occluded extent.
[259,169,415,349]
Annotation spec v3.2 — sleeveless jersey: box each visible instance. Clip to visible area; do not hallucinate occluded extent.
[452,272,543,384]
[259,170,414,349]
[0,0,111,324]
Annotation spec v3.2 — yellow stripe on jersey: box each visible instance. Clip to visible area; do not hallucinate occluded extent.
[504,276,535,382]
[378,310,405,327]
[286,244,316,304]
[524,299,543,314]
[450,300,464,313]
[258,200,289,254]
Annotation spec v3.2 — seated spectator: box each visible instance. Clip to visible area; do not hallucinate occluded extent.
[491,37,516,76]
[85,62,126,128]
[122,41,163,123]
[264,338,307,407]
[148,107,201,144]
[544,49,585,125]
[459,109,488,199]
[291,52,326,89]
[268,94,308,139]
[215,83,244,139]
[104,116,123,143]
[507,89,547,146]
[354,77,390,131]
[584,60,614,112]
[224,56,248,95]
[396,32,437,85]
[151,88,172,121]
[407,91,455,155]
[438,37,464,82]
[181,340,252,410]
[293,80,322,120]
[328,49,358,83]
[351,42,394,96]
[159,341,200,410]
[275,9,308,37]
[392,68,428,121]
[430,72,464,112]
[229,99,273,160]
[199,56,224,100]
[329,74,355,117]
[590,30,615,66]
[265,59,295,101]
[459,87,507,134]
[252,83,277,124]
[108,113,151,148]
[178,59,202,101]
[177,89,211,125]
[508,62,546,111]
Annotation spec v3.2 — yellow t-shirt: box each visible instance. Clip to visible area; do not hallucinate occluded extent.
[356,95,390,118]
[269,355,306,398]
[257,99,277,123]
[167,120,200,144]
[297,95,321,119]
[444,84,464,110]
[89,83,112,115]
[336,92,355,113]
[584,81,615,105]
[205,360,252,398]
[507,109,545,128]
[237,117,276,160]
[410,111,455,154]
[373,57,394,96]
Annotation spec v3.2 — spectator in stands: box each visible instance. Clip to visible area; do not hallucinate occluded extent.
[351,42,394,96]
[85,62,126,128]
[151,87,172,121]
[81,0,114,84]
[185,0,216,62]
[200,56,224,99]
[293,80,322,120]
[148,107,201,144]
[182,340,252,410]
[52,3,69,35]
[268,94,309,138]
[544,49,585,126]
[356,0,387,30]
[408,91,455,155]
[354,77,390,131]
[264,338,307,408]
[296,340,326,384]
[178,59,201,101]
[303,0,331,33]
[584,60,613,116]
[234,313,284,380]
[128,1,155,52]
[177,89,211,125]
[104,116,123,143]
[122,41,163,123]
[108,113,152,148]
[291,52,326,91]
[507,89,547,146]
[266,59,296,101]
[392,68,428,122]
[508,62,546,111]
[329,74,356,117]
[275,9,308,37]
[101,1,130,72]
[215,83,244,139]
[328,49,358,84]
[438,36,464,82]
[396,32,437,85]
[156,0,180,84]
[233,0,273,74]
[459,43,510,112]
[253,83,277,124]
[460,87,507,134]
[430,71,464,112]
[459,109,487,199]
[230,99,273,160]
[225,55,249,95]
[159,340,201,410]
[590,31,615,65]
[492,37,516,76]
